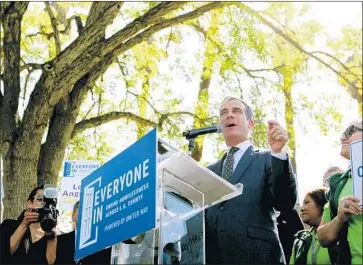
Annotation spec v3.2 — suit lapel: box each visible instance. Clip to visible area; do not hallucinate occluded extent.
[229,145,258,185]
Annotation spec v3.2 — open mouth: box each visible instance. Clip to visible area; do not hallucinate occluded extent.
[225,123,236,128]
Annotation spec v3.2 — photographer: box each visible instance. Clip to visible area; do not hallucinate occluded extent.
[0,185,57,264]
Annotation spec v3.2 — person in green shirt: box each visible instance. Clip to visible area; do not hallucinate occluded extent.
[317,119,363,265]
[290,188,335,264]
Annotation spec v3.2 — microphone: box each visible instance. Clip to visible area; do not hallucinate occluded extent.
[183,124,222,140]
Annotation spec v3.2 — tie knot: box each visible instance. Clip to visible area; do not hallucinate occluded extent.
[229,147,239,154]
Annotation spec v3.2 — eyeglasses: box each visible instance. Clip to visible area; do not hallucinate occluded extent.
[342,125,363,139]
[34,195,44,202]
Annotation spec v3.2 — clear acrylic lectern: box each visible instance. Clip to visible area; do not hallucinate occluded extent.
[111,139,243,264]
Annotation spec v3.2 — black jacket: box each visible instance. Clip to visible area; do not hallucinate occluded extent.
[0,219,49,264]
[55,231,111,264]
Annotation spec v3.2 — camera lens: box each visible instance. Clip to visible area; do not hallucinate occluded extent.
[40,218,56,232]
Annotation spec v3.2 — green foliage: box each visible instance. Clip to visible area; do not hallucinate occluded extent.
[326,26,362,114]
[67,130,114,164]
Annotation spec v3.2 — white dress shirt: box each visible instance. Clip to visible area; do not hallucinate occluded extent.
[225,140,288,172]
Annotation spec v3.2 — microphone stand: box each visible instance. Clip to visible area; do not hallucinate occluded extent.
[187,137,196,156]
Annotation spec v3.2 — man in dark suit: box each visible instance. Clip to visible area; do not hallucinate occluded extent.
[205,96,297,264]
[55,201,111,264]
[277,207,304,262]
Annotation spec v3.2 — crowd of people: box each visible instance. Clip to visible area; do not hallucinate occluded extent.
[0,96,361,264]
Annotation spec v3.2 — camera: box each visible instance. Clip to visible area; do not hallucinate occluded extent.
[35,185,59,232]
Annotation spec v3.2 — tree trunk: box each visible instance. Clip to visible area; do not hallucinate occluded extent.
[191,43,216,161]
[137,67,151,139]
[190,15,220,161]
[37,75,90,185]
[3,144,39,219]
[1,2,32,219]
[282,72,297,174]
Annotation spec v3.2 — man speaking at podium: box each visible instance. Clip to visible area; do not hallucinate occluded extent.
[205,96,297,264]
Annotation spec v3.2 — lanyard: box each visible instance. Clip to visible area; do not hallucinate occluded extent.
[310,234,321,265]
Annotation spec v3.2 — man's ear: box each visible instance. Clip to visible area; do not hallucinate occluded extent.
[248,120,255,130]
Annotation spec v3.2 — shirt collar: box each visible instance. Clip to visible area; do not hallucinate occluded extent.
[227,140,251,153]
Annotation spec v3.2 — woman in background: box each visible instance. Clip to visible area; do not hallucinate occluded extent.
[290,188,336,264]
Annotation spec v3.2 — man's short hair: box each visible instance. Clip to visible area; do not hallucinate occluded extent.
[323,166,344,186]
[353,118,363,128]
[220,96,254,121]
[73,201,80,214]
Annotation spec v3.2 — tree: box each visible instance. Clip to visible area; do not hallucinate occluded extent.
[239,2,362,113]
[326,26,362,115]
[261,2,322,172]
[0,1,229,218]
[188,11,222,161]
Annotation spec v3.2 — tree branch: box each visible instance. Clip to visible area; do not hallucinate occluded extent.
[72,112,159,137]
[126,90,160,115]
[245,65,285,72]
[109,2,230,60]
[26,31,53,39]
[240,65,277,84]
[187,21,207,38]
[20,62,43,72]
[86,2,124,27]
[0,2,12,22]
[25,15,83,39]
[310,51,362,84]
[21,2,123,143]
[45,2,61,55]
[237,2,360,91]
[21,70,31,104]
[103,2,186,55]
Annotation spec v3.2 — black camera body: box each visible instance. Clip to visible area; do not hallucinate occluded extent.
[35,185,59,232]
[36,200,59,232]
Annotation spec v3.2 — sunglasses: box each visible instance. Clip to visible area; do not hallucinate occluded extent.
[342,125,363,139]
[34,195,44,202]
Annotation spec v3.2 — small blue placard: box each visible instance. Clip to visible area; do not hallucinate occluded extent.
[63,161,73,177]
[75,129,157,260]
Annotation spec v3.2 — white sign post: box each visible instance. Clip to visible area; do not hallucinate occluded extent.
[58,160,100,233]
[350,140,362,207]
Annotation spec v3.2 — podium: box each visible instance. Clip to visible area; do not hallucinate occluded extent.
[110,139,243,264]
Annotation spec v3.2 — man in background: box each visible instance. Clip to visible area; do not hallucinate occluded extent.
[55,201,112,264]
[323,166,345,188]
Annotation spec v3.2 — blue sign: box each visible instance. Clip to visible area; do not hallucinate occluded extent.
[75,129,157,260]
[63,161,73,177]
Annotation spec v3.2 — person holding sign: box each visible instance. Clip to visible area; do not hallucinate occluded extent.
[317,119,363,264]
[205,96,297,264]
[55,201,112,264]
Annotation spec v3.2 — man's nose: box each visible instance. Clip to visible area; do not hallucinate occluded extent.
[226,111,234,118]
[340,133,346,142]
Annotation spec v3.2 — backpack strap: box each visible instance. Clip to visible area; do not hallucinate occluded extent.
[292,228,313,264]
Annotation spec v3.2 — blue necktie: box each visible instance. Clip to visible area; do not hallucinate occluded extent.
[222,147,239,181]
